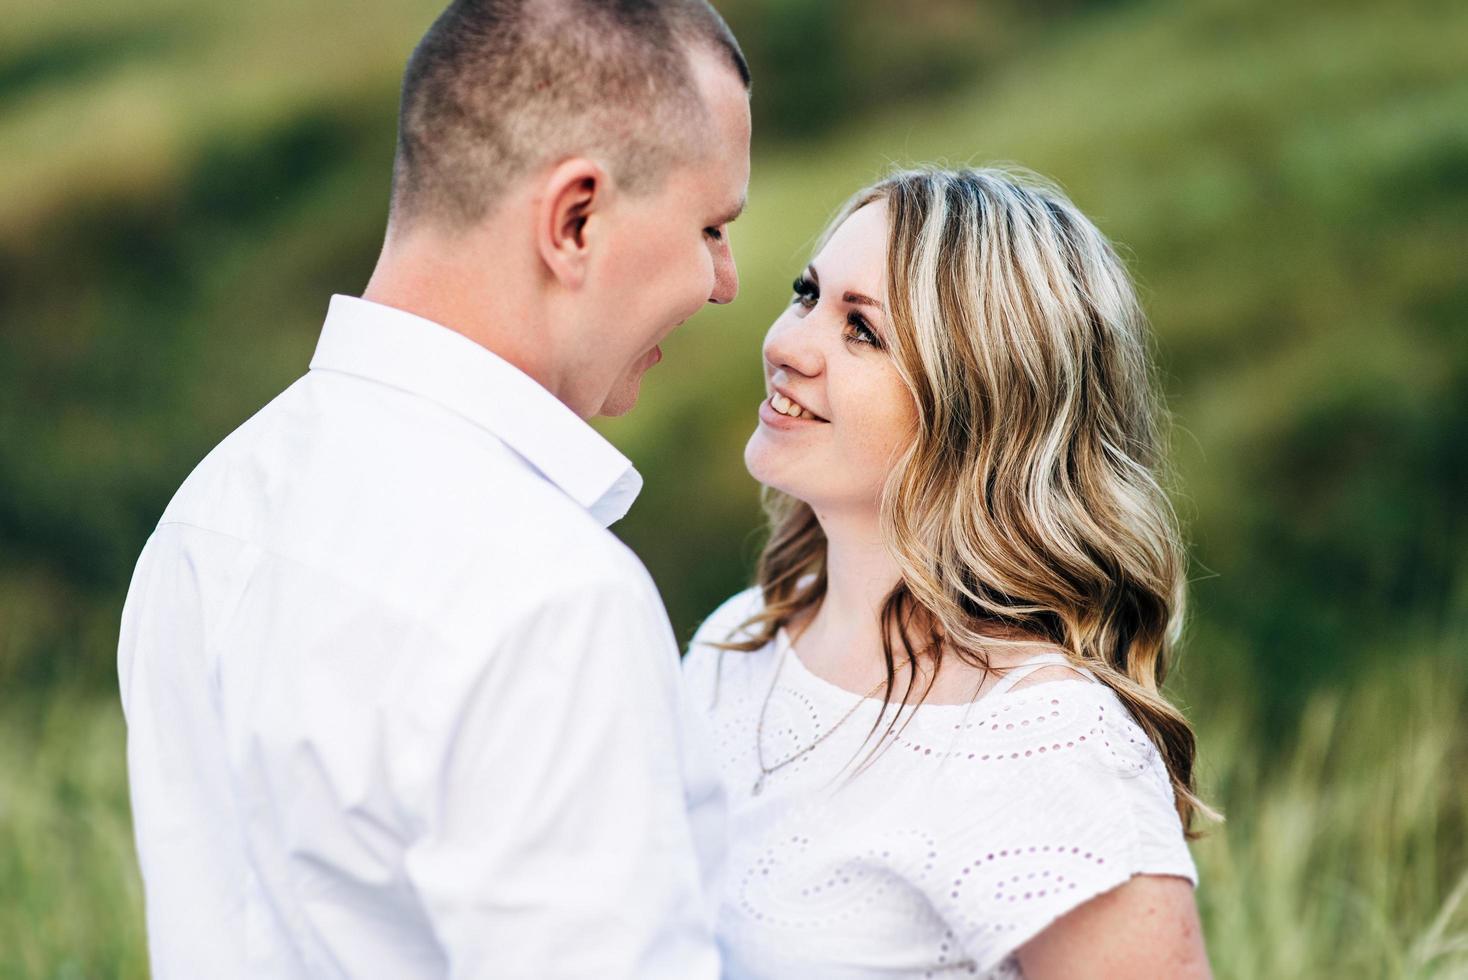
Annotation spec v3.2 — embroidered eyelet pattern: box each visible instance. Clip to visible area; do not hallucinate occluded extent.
[875,688,1160,778]
[734,826,940,929]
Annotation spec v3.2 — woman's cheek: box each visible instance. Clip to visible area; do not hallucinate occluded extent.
[836,404,887,485]
[854,381,917,484]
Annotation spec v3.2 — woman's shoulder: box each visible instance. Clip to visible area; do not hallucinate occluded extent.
[687,584,768,655]
[681,585,775,700]
[896,671,1189,854]
[912,673,1177,792]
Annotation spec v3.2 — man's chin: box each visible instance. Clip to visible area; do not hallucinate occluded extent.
[596,349,662,418]
[596,376,643,418]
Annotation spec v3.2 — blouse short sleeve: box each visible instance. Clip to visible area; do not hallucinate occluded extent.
[921,680,1198,974]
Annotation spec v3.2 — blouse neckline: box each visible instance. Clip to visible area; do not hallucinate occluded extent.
[772,626,1094,715]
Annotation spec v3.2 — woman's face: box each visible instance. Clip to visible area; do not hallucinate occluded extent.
[745,201,918,516]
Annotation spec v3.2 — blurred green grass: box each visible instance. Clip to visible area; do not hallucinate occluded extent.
[0,697,147,980]
[6,661,1466,977]
[2,0,1465,975]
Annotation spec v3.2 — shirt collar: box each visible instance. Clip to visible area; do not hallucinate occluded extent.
[308,294,643,527]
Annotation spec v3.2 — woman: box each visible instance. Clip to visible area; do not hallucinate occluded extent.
[684,167,1213,978]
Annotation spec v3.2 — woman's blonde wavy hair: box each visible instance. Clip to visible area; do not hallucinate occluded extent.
[724,166,1212,833]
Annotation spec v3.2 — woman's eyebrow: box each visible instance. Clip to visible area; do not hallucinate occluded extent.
[808,263,884,312]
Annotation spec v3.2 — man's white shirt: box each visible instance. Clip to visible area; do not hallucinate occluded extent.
[117,295,726,979]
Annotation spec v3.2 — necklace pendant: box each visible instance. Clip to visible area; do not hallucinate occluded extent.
[752,773,765,796]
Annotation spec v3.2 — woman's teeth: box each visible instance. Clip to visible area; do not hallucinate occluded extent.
[771,392,817,420]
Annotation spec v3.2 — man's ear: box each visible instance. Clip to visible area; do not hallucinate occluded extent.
[535,158,609,289]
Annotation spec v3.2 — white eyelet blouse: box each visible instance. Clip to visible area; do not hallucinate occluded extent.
[682,587,1198,980]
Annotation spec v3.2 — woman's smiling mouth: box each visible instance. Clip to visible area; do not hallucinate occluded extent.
[769,385,828,420]
[759,389,829,429]
[770,391,818,420]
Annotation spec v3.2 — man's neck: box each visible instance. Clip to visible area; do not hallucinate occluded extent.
[362,231,570,406]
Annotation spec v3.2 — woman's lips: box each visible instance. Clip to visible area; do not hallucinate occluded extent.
[758,396,829,430]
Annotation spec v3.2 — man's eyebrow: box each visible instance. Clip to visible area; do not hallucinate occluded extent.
[808,263,884,312]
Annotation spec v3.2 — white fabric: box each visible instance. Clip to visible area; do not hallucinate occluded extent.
[683,587,1198,979]
[118,294,726,980]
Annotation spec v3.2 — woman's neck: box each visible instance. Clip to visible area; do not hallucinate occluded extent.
[795,510,905,686]
[795,508,1056,703]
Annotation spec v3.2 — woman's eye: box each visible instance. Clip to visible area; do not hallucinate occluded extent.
[845,314,882,349]
[791,275,818,309]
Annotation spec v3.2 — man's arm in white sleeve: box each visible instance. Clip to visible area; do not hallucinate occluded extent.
[402,565,721,980]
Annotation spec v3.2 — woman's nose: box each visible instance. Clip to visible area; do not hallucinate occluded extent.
[763,313,822,379]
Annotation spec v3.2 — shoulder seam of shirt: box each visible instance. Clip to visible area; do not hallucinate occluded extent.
[152,519,464,645]
[150,519,652,649]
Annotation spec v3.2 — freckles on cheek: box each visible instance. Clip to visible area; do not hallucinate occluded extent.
[839,386,917,472]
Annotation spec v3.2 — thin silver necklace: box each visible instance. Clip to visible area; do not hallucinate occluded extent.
[751,631,904,796]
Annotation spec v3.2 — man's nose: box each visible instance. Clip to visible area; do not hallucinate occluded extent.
[709,246,739,305]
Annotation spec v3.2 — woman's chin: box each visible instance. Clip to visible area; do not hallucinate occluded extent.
[743,433,783,483]
[744,441,811,504]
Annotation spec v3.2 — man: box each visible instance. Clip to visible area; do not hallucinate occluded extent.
[117,1,751,976]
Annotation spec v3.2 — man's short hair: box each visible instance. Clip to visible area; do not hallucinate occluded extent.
[390,0,749,232]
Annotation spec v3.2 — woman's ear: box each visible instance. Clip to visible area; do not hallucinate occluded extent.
[535,158,609,289]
